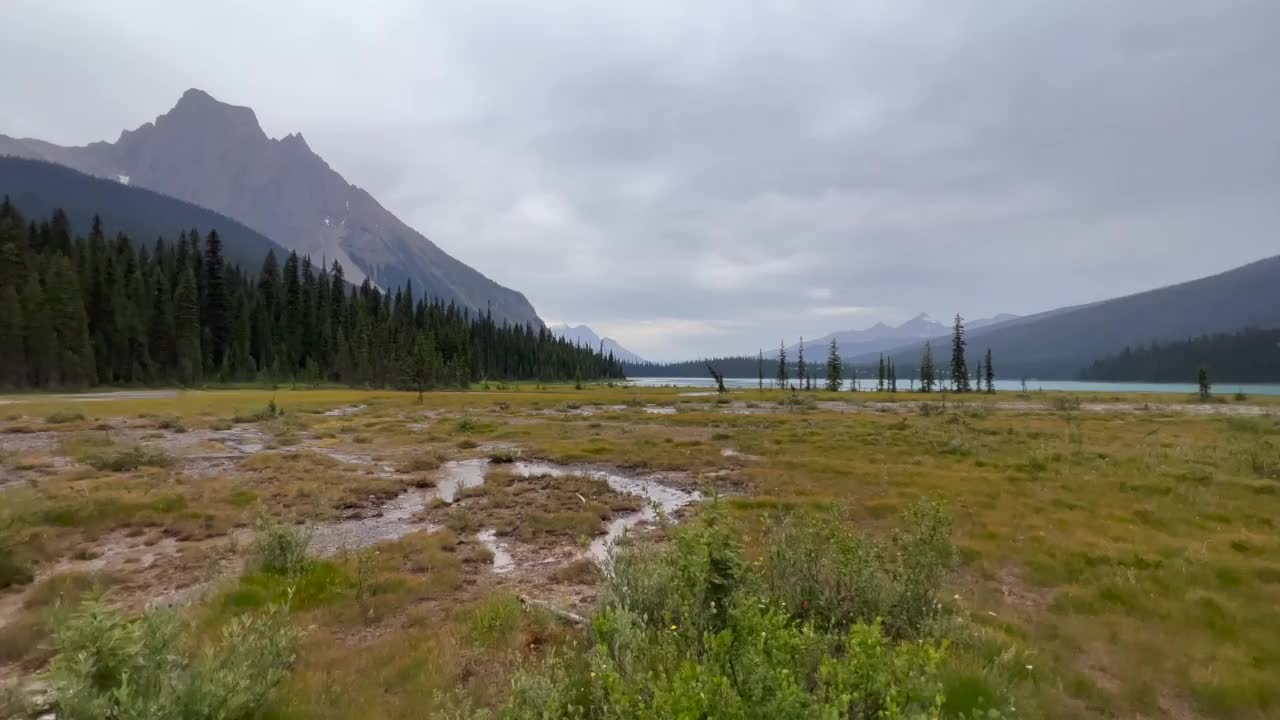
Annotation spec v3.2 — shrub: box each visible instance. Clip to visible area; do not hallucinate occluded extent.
[45,409,86,424]
[0,542,33,590]
[918,402,945,417]
[232,401,281,424]
[84,446,174,472]
[249,516,312,576]
[498,503,959,719]
[1048,395,1082,412]
[488,448,520,464]
[153,415,187,432]
[48,600,297,720]
[467,594,523,646]
[760,501,953,638]
[401,450,446,472]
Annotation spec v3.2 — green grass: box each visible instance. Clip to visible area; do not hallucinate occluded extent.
[3,386,1279,719]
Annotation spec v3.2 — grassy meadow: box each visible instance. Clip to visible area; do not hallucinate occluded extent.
[0,384,1277,719]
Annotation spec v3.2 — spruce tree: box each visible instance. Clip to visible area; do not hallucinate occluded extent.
[1198,366,1212,401]
[283,251,303,371]
[919,341,935,392]
[148,272,176,375]
[796,338,806,390]
[950,314,969,391]
[174,267,202,386]
[984,348,995,393]
[44,256,96,387]
[21,274,54,387]
[776,340,788,388]
[877,354,885,392]
[757,349,764,391]
[825,339,843,391]
[0,203,625,391]
[0,286,26,387]
[889,359,897,392]
[203,229,230,369]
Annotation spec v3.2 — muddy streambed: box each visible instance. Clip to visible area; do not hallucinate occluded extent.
[505,461,700,561]
[308,458,700,566]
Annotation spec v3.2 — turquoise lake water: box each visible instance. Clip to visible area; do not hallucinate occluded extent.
[624,377,1280,396]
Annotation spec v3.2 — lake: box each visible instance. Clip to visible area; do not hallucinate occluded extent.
[623,377,1280,396]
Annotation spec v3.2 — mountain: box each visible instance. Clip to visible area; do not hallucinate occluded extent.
[0,156,290,270]
[968,313,1019,331]
[549,324,646,363]
[866,255,1280,378]
[794,313,1017,359]
[1080,328,1280,383]
[0,89,541,327]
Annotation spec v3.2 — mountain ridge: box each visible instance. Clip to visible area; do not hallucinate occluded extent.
[549,324,647,364]
[791,312,1019,359]
[0,88,542,327]
[861,255,1280,378]
[0,156,291,271]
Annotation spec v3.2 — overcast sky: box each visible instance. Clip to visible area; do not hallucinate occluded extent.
[3,1,1278,360]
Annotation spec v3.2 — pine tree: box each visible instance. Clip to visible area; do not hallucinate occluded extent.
[950,314,969,391]
[0,203,626,392]
[757,349,764,391]
[919,341,935,392]
[877,354,885,392]
[283,251,302,371]
[796,338,806,390]
[148,272,175,375]
[825,339,843,391]
[776,340,788,388]
[889,359,897,392]
[44,256,96,387]
[401,332,431,401]
[984,348,995,393]
[0,286,26,386]
[1198,366,1211,401]
[21,274,54,387]
[174,267,202,386]
[203,230,230,369]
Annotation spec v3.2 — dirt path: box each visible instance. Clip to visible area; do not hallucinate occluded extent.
[0,390,179,404]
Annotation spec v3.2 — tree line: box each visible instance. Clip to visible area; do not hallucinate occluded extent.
[625,317,1000,393]
[768,316,997,393]
[0,198,623,390]
[1079,328,1280,383]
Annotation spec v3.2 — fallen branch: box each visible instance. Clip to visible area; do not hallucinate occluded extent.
[519,594,587,625]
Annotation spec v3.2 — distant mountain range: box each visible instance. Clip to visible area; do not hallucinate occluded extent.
[549,324,646,363]
[0,156,292,271]
[864,254,1280,378]
[0,88,541,327]
[791,313,1019,359]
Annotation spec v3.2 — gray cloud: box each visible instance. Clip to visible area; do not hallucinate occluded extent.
[3,0,1278,359]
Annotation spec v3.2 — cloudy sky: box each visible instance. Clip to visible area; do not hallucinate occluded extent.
[3,1,1278,360]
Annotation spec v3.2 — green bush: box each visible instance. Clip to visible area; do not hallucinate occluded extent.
[498,503,962,719]
[45,409,86,424]
[84,446,174,472]
[1048,395,1082,412]
[249,515,312,576]
[49,600,297,720]
[468,594,523,646]
[0,543,33,590]
[760,501,953,638]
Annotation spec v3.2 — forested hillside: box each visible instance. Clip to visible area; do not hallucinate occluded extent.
[0,198,621,389]
[0,156,288,271]
[873,255,1280,378]
[1080,328,1280,383]
[624,356,825,380]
